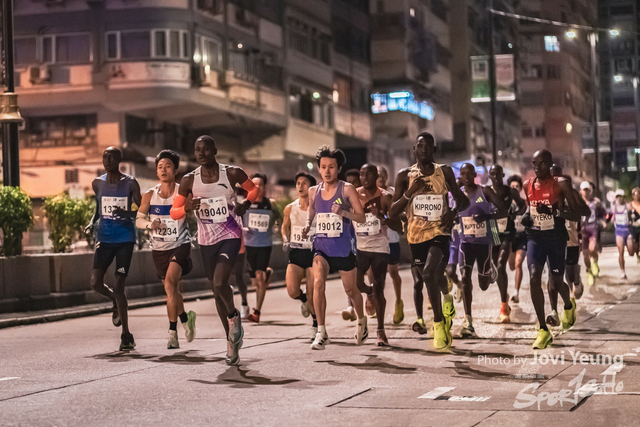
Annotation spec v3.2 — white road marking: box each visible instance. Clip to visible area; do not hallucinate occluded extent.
[0,377,20,382]
[419,387,456,399]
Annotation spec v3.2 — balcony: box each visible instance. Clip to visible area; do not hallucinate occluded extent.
[334,106,372,141]
[14,64,93,91]
[107,61,191,89]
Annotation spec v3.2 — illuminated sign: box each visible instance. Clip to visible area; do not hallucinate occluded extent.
[371,92,434,120]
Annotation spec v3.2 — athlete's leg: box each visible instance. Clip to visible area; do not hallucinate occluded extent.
[341,267,365,319]
[422,246,445,323]
[445,263,459,285]
[412,264,425,319]
[356,251,374,295]
[164,262,185,323]
[370,255,388,330]
[627,234,635,256]
[234,252,248,306]
[389,264,402,301]
[312,256,330,326]
[254,269,268,312]
[528,239,548,329]
[286,263,306,301]
[305,267,315,316]
[494,241,511,303]
[459,245,474,317]
[90,269,112,300]
[616,235,626,276]
[588,236,598,267]
[113,274,130,334]
[212,261,235,337]
[514,249,525,296]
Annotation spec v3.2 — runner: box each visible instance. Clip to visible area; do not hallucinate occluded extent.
[389,132,469,349]
[232,187,250,319]
[243,173,280,323]
[446,179,464,303]
[629,188,640,258]
[341,168,362,319]
[136,149,196,349]
[489,165,526,323]
[85,147,141,351]
[282,172,317,340]
[355,164,401,346]
[522,149,580,349]
[302,146,367,350]
[377,166,405,325]
[507,175,526,303]
[579,181,606,285]
[457,163,507,337]
[170,135,258,365]
[612,189,632,279]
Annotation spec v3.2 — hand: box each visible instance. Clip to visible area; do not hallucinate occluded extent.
[84,223,94,237]
[536,204,552,215]
[113,206,127,218]
[406,178,426,198]
[369,204,380,218]
[150,218,162,230]
[301,224,311,239]
[521,213,534,228]
[234,200,250,216]
[441,210,456,230]
[185,196,202,213]
[473,213,491,224]
[331,203,342,215]
[282,240,290,252]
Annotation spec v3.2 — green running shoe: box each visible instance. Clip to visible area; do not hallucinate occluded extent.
[433,320,450,350]
[393,299,404,325]
[561,298,576,330]
[532,328,553,350]
[184,310,196,342]
[412,318,428,335]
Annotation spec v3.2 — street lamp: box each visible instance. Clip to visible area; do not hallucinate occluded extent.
[565,30,577,39]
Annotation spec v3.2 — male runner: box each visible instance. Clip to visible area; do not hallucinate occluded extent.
[136,149,196,349]
[282,172,317,340]
[85,147,141,351]
[171,135,258,365]
[341,168,362,320]
[521,150,580,349]
[377,166,405,325]
[390,132,469,349]
[302,146,367,350]
[629,188,640,257]
[457,163,506,337]
[580,181,606,285]
[355,164,401,346]
[612,189,632,279]
[489,165,525,323]
[446,180,464,303]
[243,173,279,323]
[507,175,526,303]
[232,187,250,319]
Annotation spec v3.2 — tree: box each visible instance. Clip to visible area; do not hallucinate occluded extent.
[44,193,94,253]
[0,186,34,256]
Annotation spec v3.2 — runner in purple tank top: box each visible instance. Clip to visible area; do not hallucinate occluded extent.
[579,181,606,285]
[302,146,366,350]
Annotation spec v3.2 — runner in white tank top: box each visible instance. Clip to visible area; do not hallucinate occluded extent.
[282,172,318,341]
[171,136,259,366]
[137,150,196,350]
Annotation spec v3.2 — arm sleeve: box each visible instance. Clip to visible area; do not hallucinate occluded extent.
[241,179,259,203]
[170,194,187,220]
[136,211,152,230]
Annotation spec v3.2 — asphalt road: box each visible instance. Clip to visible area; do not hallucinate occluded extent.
[1,246,640,426]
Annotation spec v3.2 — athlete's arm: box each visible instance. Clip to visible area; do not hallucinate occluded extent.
[380,192,401,232]
[136,190,155,230]
[270,198,282,227]
[84,179,100,236]
[171,173,196,220]
[511,187,526,216]
[389,168,413,219]
[557,179,581,222]
[302,186,316,239]
[520,179,534,228]
[282,203,292,244]
[573,189,591,217]
[338,183,366,224]
[483,186,508,219]
[443,165,469,213]
[227,166,258,216]
[131,179,142,211]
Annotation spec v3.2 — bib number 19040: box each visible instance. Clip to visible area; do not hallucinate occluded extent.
[198,197,228,224]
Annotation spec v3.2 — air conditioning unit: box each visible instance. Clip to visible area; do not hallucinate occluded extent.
[29,64,51,84]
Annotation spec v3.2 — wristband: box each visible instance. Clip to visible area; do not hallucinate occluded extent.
[403,193,411,201]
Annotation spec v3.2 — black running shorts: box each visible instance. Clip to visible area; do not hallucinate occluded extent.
[527,237,566,276]
[93,242,135,277]
[200,238,241,281]
[314,250,357,274]
[512,232,527,253]
[459,242,492,275]
[289,248,314,270]
[356,250,388,285]
[388,242,401,265]
[409,235,450,267]
[152,243,192,280]
[245,246,272,278]
[566,246,580,266]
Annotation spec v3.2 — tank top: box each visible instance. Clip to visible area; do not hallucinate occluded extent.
[492,184,515,235]
[149,184,190,251]
[525,176,567,241]
[289,199,316,250]
[458,186,496,245]
[406,163,449,244]
[242,198,274,248]
[355,187,390,254]
[385,186,400,243]
[582,198,602,230]
[613,201,629,229]
[192,165,242,246]
[95,173,137,244]
[312,180,355,257]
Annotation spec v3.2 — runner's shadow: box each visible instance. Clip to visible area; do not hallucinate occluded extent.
[189,366,300,388]
[256,321,306,327]
[315,354,418,374]
[90,350,225,365]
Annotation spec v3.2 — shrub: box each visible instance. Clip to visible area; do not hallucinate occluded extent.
[44,193,95,253]
[0,186,34,256]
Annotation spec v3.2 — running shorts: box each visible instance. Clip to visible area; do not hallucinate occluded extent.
[314,250,357,274]
[201,238,241,281]
[152,243,192,280]
[527,237,566,276]
[93,242,135,277]
[246,246,272,277]
[289,248,313,270]
[459,242,492,275]
[388,242,401,265]
[356,250,389,283]
[632,226,640,244]
[581,227,598,251]
[409,235,450,267]
[615,226,630,241]
[566,246,580,266]
[512,232,527,253]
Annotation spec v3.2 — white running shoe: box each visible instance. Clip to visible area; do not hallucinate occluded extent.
[301,301,310,318]
[546,310,560,327]
[342,306,357,321]
[355,316,369,345]
[310,331,329,350]
[621,272,628,280]
[167,330,179,349]
[460,316,478,339]
[310,326,318,342]
[226,312,244,365]
[183,310,196,342]
[240,305,250,319]
[574,280,584,300]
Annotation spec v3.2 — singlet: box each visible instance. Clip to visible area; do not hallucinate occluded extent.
[630,202,640,228]
[385,186,400,244]
[492,184,515,235]
[95,173,137,244]
[355,187,390,254]
[525,176,567,241]
[149,184,191,251]
[192,165,242,246]
[289,199,315,250]
[613,201,630,230]
[458,186,496,245]
[242,198,274,248]
[567,221,579,247]
[406,163,449,244]
[582,198,603,231]
[312,180,355,258]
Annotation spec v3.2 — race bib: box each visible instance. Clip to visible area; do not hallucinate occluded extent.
[354,213,381,236]
[291,225,313,249]
[101,196,127,220]
[531,206,554,231]
[615,214,628,226]
[248,213,270,232]
[198,197,229,224]
[461,216,487,237]
[151,219,179,242]
[497,218,508,233]
[514,215,525,232]
[316,213,342,238]
[413,195,444,220]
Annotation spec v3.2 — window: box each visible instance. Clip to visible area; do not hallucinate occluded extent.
[106,33,118,59]
[288,18,331,65]
[106,30,189,60]
[198,36,223,71]
[65,169,79,184]
[121,31,151,59]
[544,35,559,52]
[15,34,91,66]
[289,85,332,128]
[547,64,561,79]
[154,30,167,57]
[522,126,533,137]
[525,64,543,78]
[56,35,91,63]
[333,75,350,108]
[20,114,98,149]
[15,37,37,66]
[535,126,546,137]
